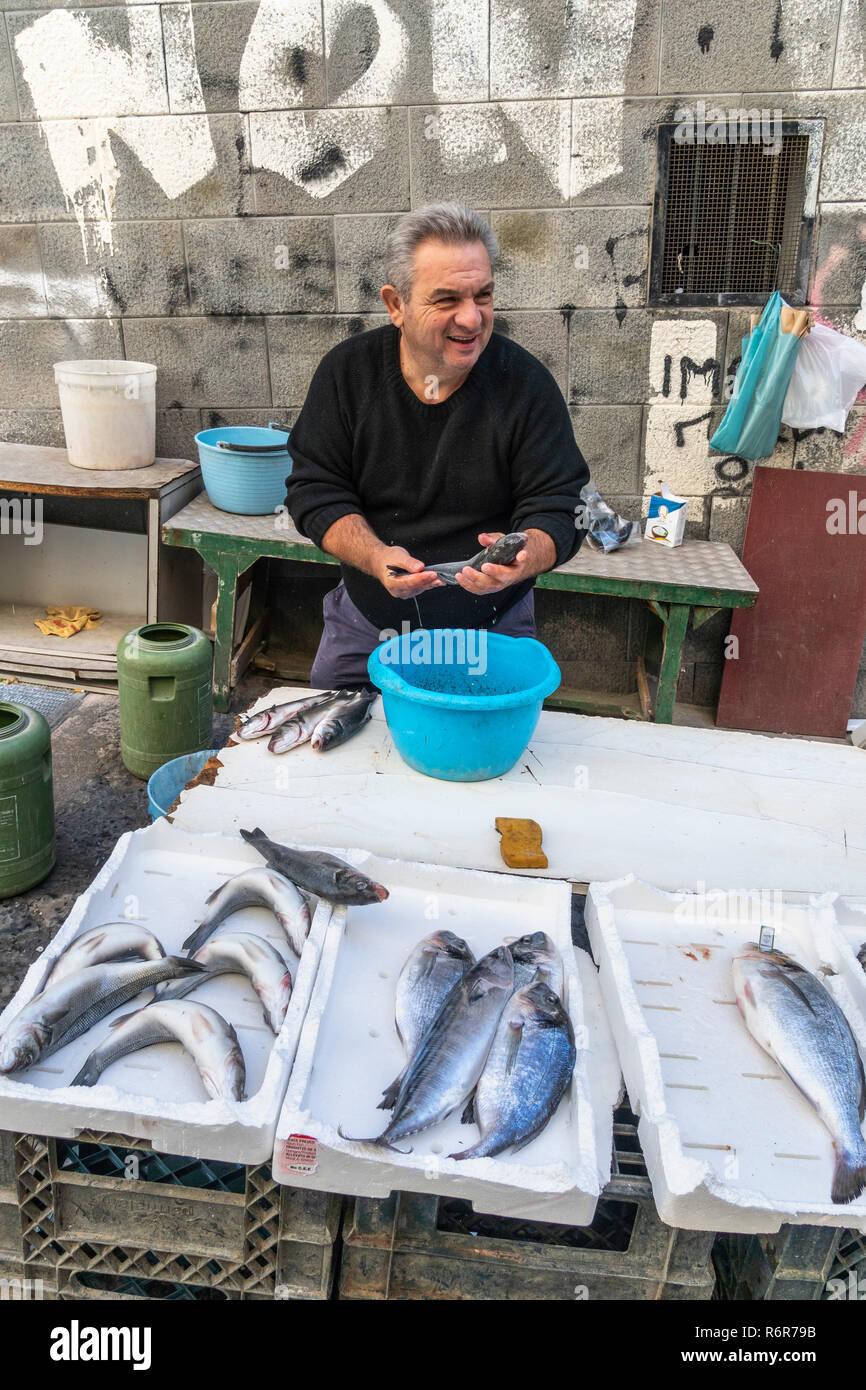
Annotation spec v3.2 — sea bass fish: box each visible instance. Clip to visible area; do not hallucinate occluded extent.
[0,957,205,1074]
[236,692,335,740]
[378,931,476,1111]
[72,999,246,1102]
[450,982,575,1160]
[158,931,292,1034]
[387,532,529,585]
[182,867,310,958]
[240,827,389,906]
[733,944,866,1205]
[268,696,344,754]
[510,932,564,996]
[39,924,165,993]
[341,946,514,1148]
[311,689,377,751]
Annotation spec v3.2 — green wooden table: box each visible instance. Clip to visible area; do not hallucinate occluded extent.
[162,496,759,719]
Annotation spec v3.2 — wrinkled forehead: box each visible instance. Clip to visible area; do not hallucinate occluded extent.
[408,238,494,297]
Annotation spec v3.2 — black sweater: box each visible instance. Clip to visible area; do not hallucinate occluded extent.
[285,324,589,632]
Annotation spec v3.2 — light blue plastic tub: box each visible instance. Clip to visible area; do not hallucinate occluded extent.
[195,423,291,515]
[147,749,219,820]
[368,631,561,782]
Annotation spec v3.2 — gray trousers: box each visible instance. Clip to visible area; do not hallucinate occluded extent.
[310,580,537,689]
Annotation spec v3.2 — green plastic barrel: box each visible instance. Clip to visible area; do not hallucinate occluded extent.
[117,622,213,780]
[0,701,55,898]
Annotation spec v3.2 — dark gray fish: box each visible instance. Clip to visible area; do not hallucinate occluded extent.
[182,866,310,958]
[268,696,345,754]
[72,999,246,1101]
[39,923,165,993]
[509,932,564,996]
[858,942,866,973]
[311,689,377,751]
[237,692,335,740]
[733,944,866,1205]
[450,982,575,1161]
[387,532,529,585]
[157,931,292,1034]
[378,931,476,1111]
[340,946,514,1148]
[0,957,206,1074]
[240,827,389,906]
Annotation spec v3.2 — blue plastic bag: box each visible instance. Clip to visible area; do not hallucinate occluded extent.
[710,291,804,460]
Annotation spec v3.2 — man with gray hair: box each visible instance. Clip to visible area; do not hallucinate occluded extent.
[285,202,589,688]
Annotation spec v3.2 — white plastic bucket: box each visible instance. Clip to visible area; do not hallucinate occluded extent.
[54,359,158,470]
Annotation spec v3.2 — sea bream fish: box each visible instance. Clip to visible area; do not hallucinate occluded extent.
[182,867,310,958]
[236,692,335,740]
[341,946,514,1148]
[732,944,866,1205]
[387,532,529,586]
[310,689,377,751]
[509,932,564,996]
[72,999,246,1102]
[38,923,165,993]
[158,931,292,1034]
[378,931,476,1111]
[450,982,575,1161]
[240,827,389,906]
[0,957,205,1074]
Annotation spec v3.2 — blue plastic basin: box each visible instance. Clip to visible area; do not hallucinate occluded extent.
[147,749,219,820]
[368,631,561,782]
[195,424,291,515]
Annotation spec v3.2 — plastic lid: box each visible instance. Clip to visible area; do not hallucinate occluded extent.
[54,360,157,378]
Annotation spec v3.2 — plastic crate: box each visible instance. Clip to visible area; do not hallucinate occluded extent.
[340,1181,716,1301]
[824,1230,866,1300]
[10,1130,342,1300]
[713,1226,844,1301]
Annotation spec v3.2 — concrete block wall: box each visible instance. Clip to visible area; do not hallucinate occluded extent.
[1,0,865,710]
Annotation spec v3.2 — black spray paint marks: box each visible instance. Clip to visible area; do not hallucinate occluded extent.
[347,317,364,335]
[299,145,347,184]
[714,456,749,483]
[358,276,377,300]
[662,355,672,397]
[770,0,785,61]
[98,267,128,315]
[329,5,379,101]
[674,411,714,447]
[604,230,647,324]
[166,263,189,315]
[697,24,714,54]
[558,302,576,325]
[288,47,308,87]
[680,356,721,401]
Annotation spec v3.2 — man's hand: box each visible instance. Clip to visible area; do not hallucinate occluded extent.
[454,529,555,596]
[376,546,445,599]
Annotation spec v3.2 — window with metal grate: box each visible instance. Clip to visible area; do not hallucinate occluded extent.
[649,118,821,306]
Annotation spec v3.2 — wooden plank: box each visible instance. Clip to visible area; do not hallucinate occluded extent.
[0,604,138,663]
[0,443,198,498]
[717,468,866,737]
[230,607,270,684]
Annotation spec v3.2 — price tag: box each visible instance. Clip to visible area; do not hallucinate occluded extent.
[758,925,775,953]
[279,1134,318,1175]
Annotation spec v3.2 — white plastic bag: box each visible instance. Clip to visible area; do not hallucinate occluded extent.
[781,321,866,432]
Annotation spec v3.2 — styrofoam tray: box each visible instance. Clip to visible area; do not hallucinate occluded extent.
[585,876,866,1233]
[273,855,606,1223]
[0,819,332,1162]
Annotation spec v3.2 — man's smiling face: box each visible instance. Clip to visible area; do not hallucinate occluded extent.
[386,239,495,381]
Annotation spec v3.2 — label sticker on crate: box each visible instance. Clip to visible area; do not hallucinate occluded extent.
[280,1134,318,1175]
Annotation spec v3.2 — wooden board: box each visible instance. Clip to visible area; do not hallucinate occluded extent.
[717,467,866,737]
[0,442,198,498]
[0,604,142,674]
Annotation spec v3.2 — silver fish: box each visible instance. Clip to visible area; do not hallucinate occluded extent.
[236,692,335,740]
[0,956,205,1074]
[450,982,575,1160]
[378,931,476,1111]
[509,932,564,996]
[158,931,292,1034]
[341,946,514,1148]
[387,532,529,585]
[39,923,165,993]
[311,690,377,751]
[733,944,866,1205]
[182,867,310,958]
[240,827,388,906]
[267,692,348,754]
[72,999,246,1102]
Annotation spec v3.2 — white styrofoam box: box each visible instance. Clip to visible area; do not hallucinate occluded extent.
[273,855,606,1223]
[170,685,866,896]
[0,819,331,1162]
[585,876,866,1234]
